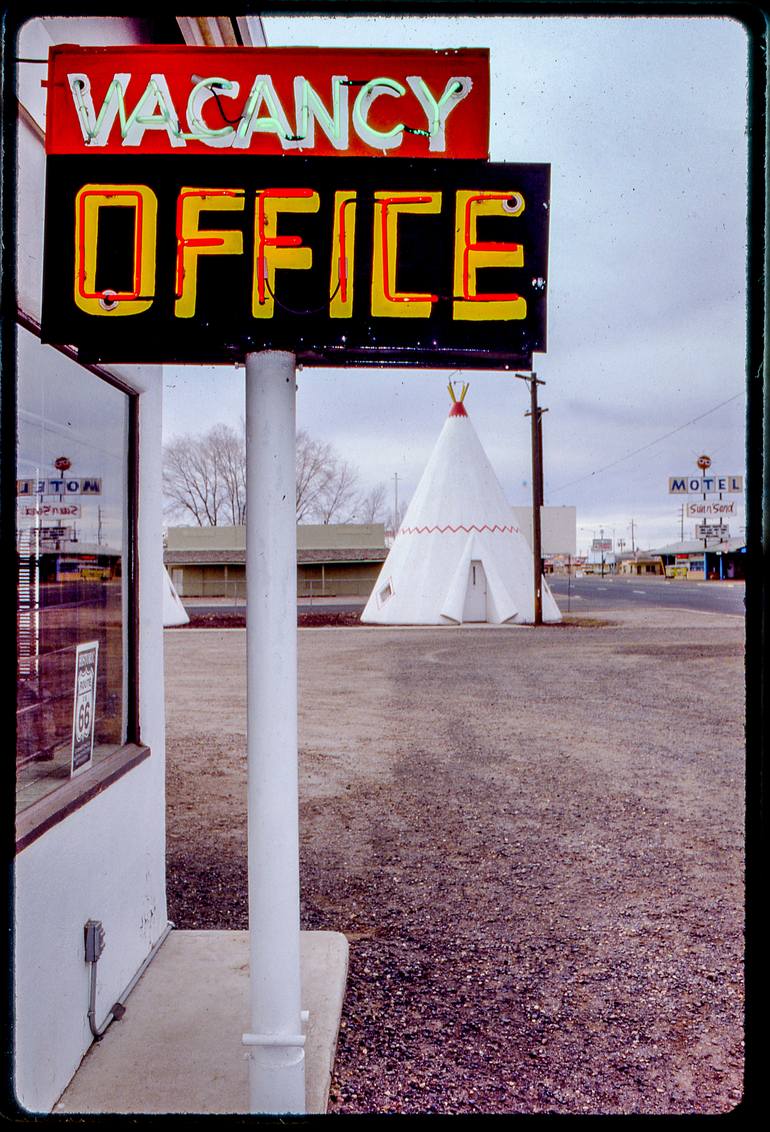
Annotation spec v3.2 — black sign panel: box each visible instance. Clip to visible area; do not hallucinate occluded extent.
[41,156,549,368]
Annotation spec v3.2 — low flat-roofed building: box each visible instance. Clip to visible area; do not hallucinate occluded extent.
[653,538,746,580]
[165,524,388,599]
[617,554,665,576]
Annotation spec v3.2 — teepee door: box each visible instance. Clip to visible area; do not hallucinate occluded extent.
[463,560,487,622]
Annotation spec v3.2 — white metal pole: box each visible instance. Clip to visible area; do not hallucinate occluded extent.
[242,350,305,1114]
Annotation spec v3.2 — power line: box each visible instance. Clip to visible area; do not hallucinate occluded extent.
[549,392,743,495]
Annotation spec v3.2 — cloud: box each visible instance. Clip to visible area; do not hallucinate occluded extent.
[160,13,749,552]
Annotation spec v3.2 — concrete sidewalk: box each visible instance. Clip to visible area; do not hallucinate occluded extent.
[55,929,348,1115]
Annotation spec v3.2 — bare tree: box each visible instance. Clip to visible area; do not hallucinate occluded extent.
[165,423,363,526]
[210,423,247,524]
[163,423,245,526]
[295,429,334,522]
[313,457,360,524]
[164,433,218,526]
[355,482,388,523]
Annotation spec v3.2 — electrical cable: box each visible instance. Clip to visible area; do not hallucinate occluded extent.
[548,392,743,495]
[207,85,243,126]
[262,275,341,316]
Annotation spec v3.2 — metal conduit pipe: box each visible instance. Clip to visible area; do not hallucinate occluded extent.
[192,16,240,48]
[193,17,217,47]
[87,920,174,1041]
[214,17,240,47]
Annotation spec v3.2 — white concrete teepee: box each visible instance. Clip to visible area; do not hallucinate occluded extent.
[163,566,189,626]
[361,384,561,625]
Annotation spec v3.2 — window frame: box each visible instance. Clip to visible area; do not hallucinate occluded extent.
[14,313,145,853]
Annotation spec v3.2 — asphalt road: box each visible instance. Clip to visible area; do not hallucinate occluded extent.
[186,576,745,620]
[548,574,745,617]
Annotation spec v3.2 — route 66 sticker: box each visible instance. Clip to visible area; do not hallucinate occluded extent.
[71,641,99,775]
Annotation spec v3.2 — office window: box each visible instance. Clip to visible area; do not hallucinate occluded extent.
[16,326,133,812]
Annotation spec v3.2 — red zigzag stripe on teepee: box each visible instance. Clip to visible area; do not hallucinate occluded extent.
[397,523,521,535]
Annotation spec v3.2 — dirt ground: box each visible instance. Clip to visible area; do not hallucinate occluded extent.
[163,605,745,1115]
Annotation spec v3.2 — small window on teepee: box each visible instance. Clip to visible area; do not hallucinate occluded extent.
[377,579,394,606]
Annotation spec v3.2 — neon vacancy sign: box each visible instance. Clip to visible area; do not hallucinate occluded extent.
[45,45,490,159]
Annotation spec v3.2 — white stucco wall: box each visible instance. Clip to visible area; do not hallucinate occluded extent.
[14,350,169,1118]
[14,755,168,1111]
[14,16,170,1114]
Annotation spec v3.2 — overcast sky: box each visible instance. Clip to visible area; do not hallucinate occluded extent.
[162,13,749,554]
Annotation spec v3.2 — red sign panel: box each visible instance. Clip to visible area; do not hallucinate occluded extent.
[45,45,489,159]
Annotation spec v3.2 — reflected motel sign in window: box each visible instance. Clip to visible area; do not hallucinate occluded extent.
[41,45,550,369]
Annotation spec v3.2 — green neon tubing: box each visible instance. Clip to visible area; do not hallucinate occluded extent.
[352,78,406,146]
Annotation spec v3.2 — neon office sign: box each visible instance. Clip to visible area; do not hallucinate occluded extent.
[41,47,550,369]
[44,45,490,159]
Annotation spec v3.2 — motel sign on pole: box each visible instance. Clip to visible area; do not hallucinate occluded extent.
[41,44,550,1113]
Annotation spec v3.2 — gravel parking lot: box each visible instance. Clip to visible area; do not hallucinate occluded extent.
[164,605,744,1115]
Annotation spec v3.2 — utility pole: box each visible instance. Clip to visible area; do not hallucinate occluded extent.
[393,472,400,534]
[524,374,547,625]
[630,517,636,554]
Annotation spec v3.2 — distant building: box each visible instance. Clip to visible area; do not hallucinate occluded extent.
[545,554,588,575]
[652,538,746,580]
[585,551,616,573]
[164,524,388,599]
[616,554,665,576]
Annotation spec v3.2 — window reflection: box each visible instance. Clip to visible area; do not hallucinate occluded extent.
[16,327,129,810]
